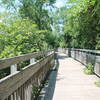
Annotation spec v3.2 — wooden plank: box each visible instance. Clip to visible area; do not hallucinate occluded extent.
[0,50,52,70]
[0,53,54,99]
[52,53,100,100]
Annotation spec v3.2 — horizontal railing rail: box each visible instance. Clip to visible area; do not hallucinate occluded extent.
[0,50,55,100]
[0,50,52,70]
[71,48,100,55]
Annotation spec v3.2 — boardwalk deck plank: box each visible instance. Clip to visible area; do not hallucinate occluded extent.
[40,53,100,100]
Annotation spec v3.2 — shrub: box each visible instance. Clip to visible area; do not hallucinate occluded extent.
[84,63,94,75]
[31,84,39,99]
[95,81,100,87]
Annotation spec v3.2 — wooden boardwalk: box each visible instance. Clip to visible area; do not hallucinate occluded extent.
[39,53,100,100]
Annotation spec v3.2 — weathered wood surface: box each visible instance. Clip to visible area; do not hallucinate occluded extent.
[71,48,100,54]
[0,50,55,100]
[0,50,52,70]
[44,53,100,100]
[58,48,100,76]
[70,49,100,76]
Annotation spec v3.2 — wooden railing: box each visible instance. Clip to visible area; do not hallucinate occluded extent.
[0,50,55,100]
[57,48,100,76]
[66,48,100,76]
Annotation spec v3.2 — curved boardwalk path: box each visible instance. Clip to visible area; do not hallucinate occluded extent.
[39,53,100,100]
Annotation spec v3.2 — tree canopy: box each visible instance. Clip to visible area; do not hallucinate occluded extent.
[0,0,58,58]
[0,0,100,59]
[60,0,100,49]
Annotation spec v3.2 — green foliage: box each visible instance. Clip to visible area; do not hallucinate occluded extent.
[32,84,39,99]
[84,63,94,75]
[0,68,10,79]
[62,0,100,49]
[45,32,60,48]
[0,18,40,58]
[96,34,100,49]
[0,0,58,59]
[1,0,56,30]
[95,81,100,87]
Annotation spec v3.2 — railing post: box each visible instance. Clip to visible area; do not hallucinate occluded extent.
[10,64,20,100]
[95,56,100,76]
[30,58,35,64]
[10,64,18,100]
[29,58,35,100]
[68,48,71,57]
[10,64,17,74]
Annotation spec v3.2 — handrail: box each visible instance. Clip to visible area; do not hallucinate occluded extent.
[0,50,53,70]
[65,48,100,77]
[58,48,100,77]
[0,50,55,100]
[71,48,100,55]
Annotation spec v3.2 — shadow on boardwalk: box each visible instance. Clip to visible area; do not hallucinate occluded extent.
[38,53,68,100]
